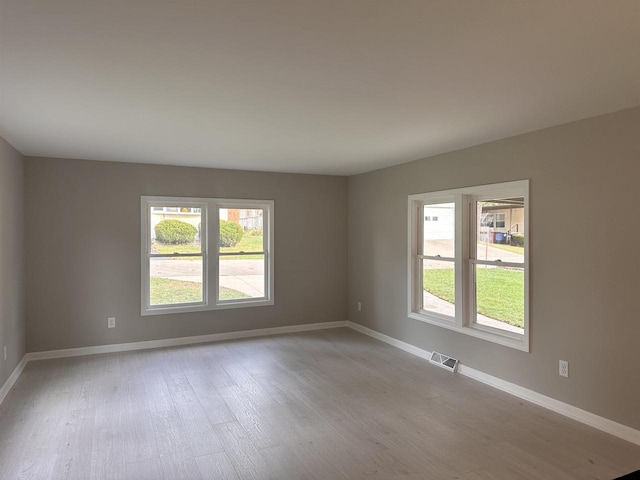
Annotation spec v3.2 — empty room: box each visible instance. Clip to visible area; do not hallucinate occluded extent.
[1,1,640,479]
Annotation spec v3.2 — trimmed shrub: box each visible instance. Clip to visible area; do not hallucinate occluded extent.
[511,233,525,247]
[155,220,197,244]
[220,220,244,247]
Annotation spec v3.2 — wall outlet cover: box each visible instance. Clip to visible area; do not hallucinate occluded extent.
[559,360,569,378]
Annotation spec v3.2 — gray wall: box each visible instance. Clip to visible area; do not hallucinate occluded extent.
[25,158,347,352]
[348,107,640,429]
[0,136,26,388]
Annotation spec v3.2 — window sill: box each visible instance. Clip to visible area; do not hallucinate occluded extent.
[408,311,529,352]
[142,298,274,316]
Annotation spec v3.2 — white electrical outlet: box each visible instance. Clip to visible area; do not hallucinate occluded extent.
[3,346,6,361]
[108,317,116,329]
[357,302,362,312]
[559,360,569,378]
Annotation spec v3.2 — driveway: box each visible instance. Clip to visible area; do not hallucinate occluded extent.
[424,239,524,267]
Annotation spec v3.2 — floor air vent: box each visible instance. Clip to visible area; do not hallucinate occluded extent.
[429,352,459,372]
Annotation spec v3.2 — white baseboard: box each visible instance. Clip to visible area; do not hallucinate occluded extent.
[0,355,28,405]
[347,321,433,361]
[346,321,640,447]
[26,321,348,361]
[457,364,640,447]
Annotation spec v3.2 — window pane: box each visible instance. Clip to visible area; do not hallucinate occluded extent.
[150,206,202,254]
[219,208,264,254]
[423,202,455,258]
[476,198,524,263]
[220,254,265,300]
[422,259,455,317]
[150,256,203,305]
[474,265,524,334]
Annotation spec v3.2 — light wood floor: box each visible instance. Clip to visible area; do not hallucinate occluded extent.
[0,328,638,479]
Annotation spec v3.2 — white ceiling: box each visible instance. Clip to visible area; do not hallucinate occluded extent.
[1,1,639,175]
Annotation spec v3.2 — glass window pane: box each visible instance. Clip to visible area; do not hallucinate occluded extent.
[422,259,455,317]
[423,202,455,258]
[474,265,524,334]
[150,256,203,305]
[220,254,265,300]
[476,198,524,263]
[150,206,202,254]
[219,208,264,254]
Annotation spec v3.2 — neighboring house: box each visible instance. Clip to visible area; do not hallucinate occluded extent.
[478,199,525,244]
[424,201,524,245]
[224,208,263,230]
[423,204,455,241]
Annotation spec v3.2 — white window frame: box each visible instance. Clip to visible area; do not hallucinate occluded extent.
[141,196,274,316]
[408,180,529,352]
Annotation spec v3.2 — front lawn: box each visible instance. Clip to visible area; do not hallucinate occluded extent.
[151,242,202,255]
[150,277,250,305]
[220,235,264,260]
[423,267,524,327]
[153,234,264,260]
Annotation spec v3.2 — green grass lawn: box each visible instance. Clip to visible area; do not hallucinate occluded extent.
[153,235,264,260]
[152,242,202,255]
[150,277,250,305]
[220,235,264,260]
[423,267,524,327]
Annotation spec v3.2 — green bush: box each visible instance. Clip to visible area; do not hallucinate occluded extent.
[220,220,244,247]
[155,220,197,244]
[511,233,525,247]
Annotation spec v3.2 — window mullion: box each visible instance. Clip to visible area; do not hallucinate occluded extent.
[208,202,218,305]
[455,195,466,328]
[142,204,150,311]
[466,195,476,329]
[415,205,422,312]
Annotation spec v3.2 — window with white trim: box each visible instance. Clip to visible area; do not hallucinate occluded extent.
[408,180,529,351]
[141,196,274,315]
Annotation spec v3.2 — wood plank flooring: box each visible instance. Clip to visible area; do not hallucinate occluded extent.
[0,328,638,479]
